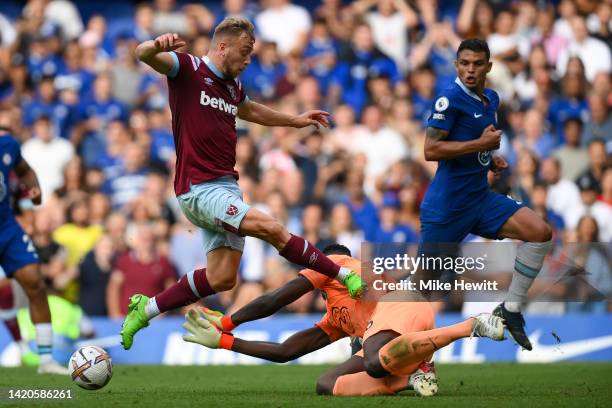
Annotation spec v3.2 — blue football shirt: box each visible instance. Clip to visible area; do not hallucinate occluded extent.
[421,77,500,222]
[0,135,22,226]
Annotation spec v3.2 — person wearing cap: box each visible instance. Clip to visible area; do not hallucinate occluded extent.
[566,173,611,242]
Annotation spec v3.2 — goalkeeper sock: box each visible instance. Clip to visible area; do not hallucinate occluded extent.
[279,234,341,279]
[153,268,215,317]
[505,240,552,312]
[332,372,395,396]
[378,320,472,375]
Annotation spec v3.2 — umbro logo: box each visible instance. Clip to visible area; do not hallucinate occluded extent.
[474,113,483,118]
[204,77,214,86]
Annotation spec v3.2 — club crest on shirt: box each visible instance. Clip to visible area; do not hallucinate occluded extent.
[434,96,449,112]
[227,85,236,100]
[478,150,492,166]
[2,153,11,166]
[226,204,239,216]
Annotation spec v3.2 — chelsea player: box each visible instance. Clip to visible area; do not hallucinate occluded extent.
[0,112,68,374]
[421,39,553,350]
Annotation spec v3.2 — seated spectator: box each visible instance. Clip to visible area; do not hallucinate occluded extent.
[52,197,103,268]
[330,22,400,116]
[552,118,590,181]
[21,115,74,201]
[373,193,418,243]
[106,224,176,317]
[102,142,150,209]
[567,173,612,242]
[541,157,582,226]
[255,0,312,56]
[582,93,612,146]
[78,235,114,316]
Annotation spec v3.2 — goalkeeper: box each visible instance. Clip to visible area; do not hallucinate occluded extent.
[182,244,505,396]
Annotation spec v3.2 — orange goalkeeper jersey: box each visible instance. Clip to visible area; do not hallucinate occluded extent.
[299,255,376,341]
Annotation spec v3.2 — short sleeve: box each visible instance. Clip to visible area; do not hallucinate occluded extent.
[426,93,459,132]
[167,52,202,80]
[298,268,331,289]
[236,79,249,106]
[315,314,347,342]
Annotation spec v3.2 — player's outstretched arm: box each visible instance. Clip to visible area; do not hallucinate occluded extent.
[238,100,329,128]
[135,33,186,75]
[205,276,314,331]
[424,124,501,161]
[183,308,331,363]
[14,158,41,205]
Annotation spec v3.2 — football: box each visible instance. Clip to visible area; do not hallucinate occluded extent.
[69,346,113,390]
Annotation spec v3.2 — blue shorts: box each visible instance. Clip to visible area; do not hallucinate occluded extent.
[177,176,250,254]
[420,191,524,244]
[0,220,39,278]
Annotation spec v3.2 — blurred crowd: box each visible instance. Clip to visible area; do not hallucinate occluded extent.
[0,0,610,317]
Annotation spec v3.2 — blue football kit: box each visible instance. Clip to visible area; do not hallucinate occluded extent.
[420,78,523,245]
[0,135,38,278]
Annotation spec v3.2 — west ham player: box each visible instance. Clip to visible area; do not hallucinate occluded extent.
[121,18,365,350]
[421,39,553,350]
[0,121,68,374]
[181,245,505,396]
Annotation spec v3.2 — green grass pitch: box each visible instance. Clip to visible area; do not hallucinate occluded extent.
[1,364,610,407]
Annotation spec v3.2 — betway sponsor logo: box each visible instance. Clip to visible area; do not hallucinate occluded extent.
[200,91,238,116]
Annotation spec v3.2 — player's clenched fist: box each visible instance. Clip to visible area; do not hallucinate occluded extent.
[479,124,502,150]
[154,33,186,52]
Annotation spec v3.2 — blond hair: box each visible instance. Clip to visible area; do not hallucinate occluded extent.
[213,17,255,43]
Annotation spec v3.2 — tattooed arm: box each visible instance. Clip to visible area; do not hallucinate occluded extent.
[424,125,502,161]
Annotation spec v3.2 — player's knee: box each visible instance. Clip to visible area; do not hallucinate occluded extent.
[364,355,387,378]
[15,266,45,297]
[315,375,334,395]
[260,220,286,245]
[208,273,237,292]
[531,221,553,242]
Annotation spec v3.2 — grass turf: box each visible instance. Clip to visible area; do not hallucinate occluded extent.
[1,364,610,407]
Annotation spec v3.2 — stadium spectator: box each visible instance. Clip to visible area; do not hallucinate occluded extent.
[255,0,311,56]
[372,192,417,244]
[557,15,611,82]
[568,173,612,242]
[106,224,176,317]
[330,22,399,116]
[552,118,589,181]
[78,234,113,316]
[21,115,74,200]
[353,0,418,73]
[582,93,612,146]
[541,157,581,226]
[352,105,408,193]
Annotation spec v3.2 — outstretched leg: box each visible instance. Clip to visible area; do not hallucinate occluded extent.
[239,208,365,298]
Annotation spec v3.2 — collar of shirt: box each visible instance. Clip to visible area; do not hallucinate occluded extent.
[203,55,225,79]
[454,77,490,103]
